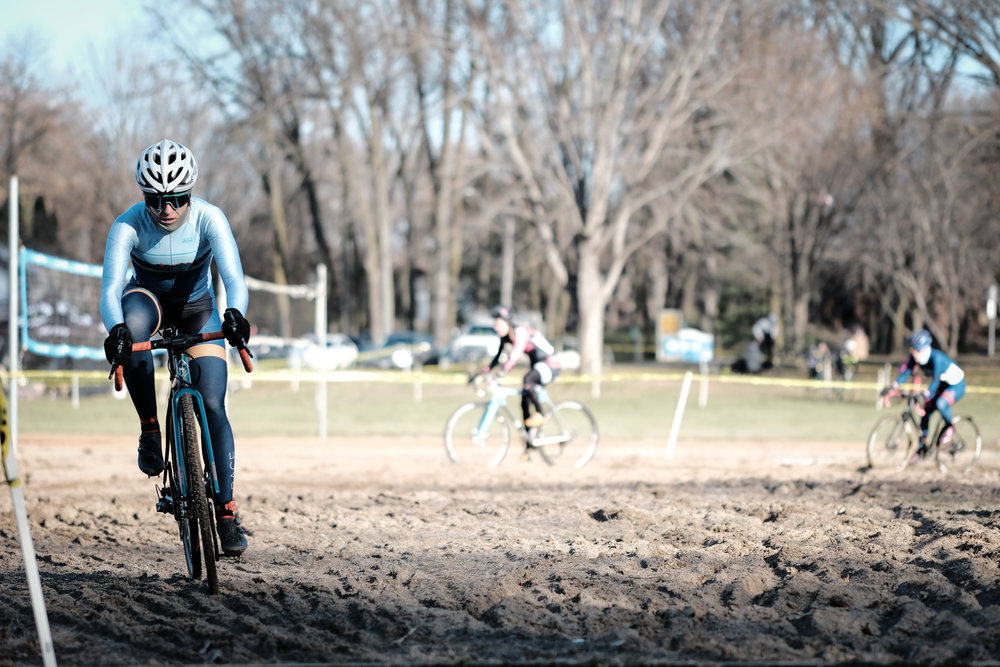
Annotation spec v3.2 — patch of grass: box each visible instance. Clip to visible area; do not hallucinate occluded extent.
[15,366,1000,456]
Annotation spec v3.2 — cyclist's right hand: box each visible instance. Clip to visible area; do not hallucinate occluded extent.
[468,367,490,384]
[879,386,897,407]
[104,323,132,366]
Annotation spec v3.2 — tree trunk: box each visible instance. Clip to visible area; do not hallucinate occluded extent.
[577,243,605,377]
[261,120,292,338]
[368,110,394,343]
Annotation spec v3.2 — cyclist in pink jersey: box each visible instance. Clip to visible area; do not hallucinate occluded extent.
[480,305,561,428]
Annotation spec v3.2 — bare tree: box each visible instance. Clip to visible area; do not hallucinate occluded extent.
[401,0,479,345]
[470,0,775,375]
[824,1,1000,353]
[893,0,1000,87]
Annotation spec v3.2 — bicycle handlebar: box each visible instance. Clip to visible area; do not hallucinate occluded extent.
[112,330,253,391]
[879,387,926,413]
[470,371,522,399]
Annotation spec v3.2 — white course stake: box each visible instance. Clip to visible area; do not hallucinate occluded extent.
[6,175,57,666]
[665,370,693,460]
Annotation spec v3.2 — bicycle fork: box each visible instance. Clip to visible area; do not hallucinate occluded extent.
[474,400,502,445]
[155,359,222,516]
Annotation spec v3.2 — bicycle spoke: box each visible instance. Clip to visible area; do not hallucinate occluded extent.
[536,402,598,469]
[444,402,511,467]
[866,416,914,470]
[936,416,981,475]
[167,435,199,580]
[180,394,219,594]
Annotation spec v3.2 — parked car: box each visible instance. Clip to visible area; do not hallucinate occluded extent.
[552,337,582,371]
[439,321,499,369]
[286,333,359,370]
[360,331,438,369]
[251,335,295,361]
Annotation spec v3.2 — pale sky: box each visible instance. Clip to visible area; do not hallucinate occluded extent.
[2,1,148,79]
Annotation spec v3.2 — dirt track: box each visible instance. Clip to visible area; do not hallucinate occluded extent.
[3,434,1000,666]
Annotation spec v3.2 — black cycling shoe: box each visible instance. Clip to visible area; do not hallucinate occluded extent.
[217,516,248,557]
[137,431,164,476]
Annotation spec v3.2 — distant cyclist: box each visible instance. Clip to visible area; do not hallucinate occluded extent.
[100,139,251,556]
[752,312,779,369]
[479,305,561,429]
[882,329,966,465]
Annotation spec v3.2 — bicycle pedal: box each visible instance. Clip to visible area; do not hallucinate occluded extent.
[155,497,174,514]
[155,486,174,514]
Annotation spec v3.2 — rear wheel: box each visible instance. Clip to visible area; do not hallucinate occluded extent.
[180,394,219,594]
[444,401,512,467]
[536,401,599,469]
[866,415,915,470]
[935,415,981,475]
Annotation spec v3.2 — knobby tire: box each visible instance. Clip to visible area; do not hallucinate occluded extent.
[166,408,199,580]
[866,415,916,470]
[935,414,982,475]
[180,394,219,594]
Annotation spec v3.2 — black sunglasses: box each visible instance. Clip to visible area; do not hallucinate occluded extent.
[144,192,191,211]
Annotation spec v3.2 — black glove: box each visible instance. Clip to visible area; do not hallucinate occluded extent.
[879,387,890,397]
[104,323,132,365]
[222,308,251,347]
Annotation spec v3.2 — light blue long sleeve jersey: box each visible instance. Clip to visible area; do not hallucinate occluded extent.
[100,197,248,331]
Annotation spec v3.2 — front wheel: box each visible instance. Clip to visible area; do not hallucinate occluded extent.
[166,418,197,580]
[444,401,512,467]
[866,415,914,470]
[935,415,981,475]
[180,394,219,594]
[536,401,599,469]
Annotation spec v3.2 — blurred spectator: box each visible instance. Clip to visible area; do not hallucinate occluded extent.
[808,341,831,379]
[752,312,779,368]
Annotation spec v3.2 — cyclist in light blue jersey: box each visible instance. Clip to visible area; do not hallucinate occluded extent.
[100,139,250,556]
[882,329,966,465]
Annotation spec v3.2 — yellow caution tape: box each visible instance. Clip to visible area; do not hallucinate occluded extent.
[1,367,998,394]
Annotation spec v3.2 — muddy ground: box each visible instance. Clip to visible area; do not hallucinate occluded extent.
[3,434,1000,666]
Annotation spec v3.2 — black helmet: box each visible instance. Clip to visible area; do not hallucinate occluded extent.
[490,305,514,322]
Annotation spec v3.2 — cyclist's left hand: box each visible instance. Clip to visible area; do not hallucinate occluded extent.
[222,308,251,347]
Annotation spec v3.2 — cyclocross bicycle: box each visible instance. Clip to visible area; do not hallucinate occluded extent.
[113,320,252,594]
[444,373,598,468]
[866,387,981,474]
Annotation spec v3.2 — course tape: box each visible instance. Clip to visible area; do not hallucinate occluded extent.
[3,368,999,395]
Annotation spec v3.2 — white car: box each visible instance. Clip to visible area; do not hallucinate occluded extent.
[439,322,500,368]
[287,333,359,370]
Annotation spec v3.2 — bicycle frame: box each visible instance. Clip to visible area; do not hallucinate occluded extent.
[473,380,522,443]
[870,388,982,473]
[473,376,557,447]
[894,392,924,430]
[167,352,220,501]
[112,323,253,593]
[446,373,598,468]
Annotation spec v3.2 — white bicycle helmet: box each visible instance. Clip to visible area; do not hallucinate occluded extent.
[135,139,198,194]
